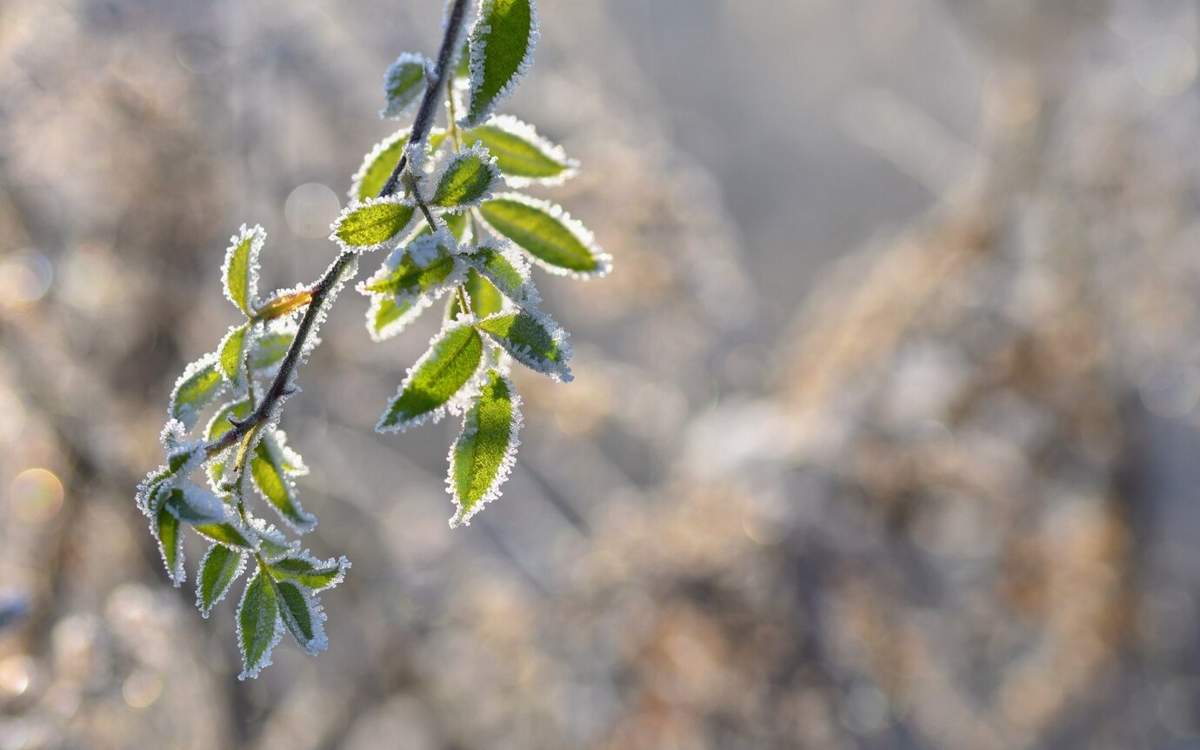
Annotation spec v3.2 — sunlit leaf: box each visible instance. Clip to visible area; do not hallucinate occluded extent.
[196,544,247,618]
[449,370,522,527]
[381,52,430,119]
[194,520,255,550]
[218,323,253,383]
[464,0,539,127]
[330,196,419,253]
[236,567,282,680]
[476,309,572,381]
[430,144,501,208]
[163,484,226,525]
[464,268,504,317]
[462,115,575,185]
[358,231,465,306]
[222,224,264,316]
[378,320,485,432]
[365,293,431,342]
[153,498,185,586]
[350,129,409,201]
[463,244,537,308]
[169,353,227,430]
[250,320,298,375]
[478,194,611,277]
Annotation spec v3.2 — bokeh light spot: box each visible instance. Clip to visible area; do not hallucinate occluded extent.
[285,182,341,239]
[0,250,54,310]
[11,468,65,524]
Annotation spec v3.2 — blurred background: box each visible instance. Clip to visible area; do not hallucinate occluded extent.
[4,0,1200,747]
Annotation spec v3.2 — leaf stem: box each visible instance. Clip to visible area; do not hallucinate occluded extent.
[204,0,472,461]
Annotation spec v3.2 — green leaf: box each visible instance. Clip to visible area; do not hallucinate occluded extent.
[351,129,410,201]
[449,370,522,527]
[194,520,255,550]
[236,568,282,680]
[251,323,297,373]
[377,321,485,432]
[267,553,350,592]
[330,196,418,253]
[169,353,227,429]
[250,430,317,533]
[154,500,185,586]
[196,544,247,618]
[247,518,298,562]
[455,39,471,79]
[430,145,500,208]
[218,323,252,383]
[476,310,572,381]
[222,224,264,316]
[464,267,504,317]
[479,195,611,277]
[276,580,327,654]
[462,115,575,185]
[365,294,429,342]
[163,484,226,524]
[412,209,470,242]
[464,244,536,308]
[358,232,464,304]
[204,399,252,491]
[464,0,539,127]
[381,53,429,118]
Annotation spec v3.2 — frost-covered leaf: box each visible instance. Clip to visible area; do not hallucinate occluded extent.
[430,144,501,208]
[479,194,610,277]
[250,430,317,533]
[153,499,185,586]
[463,268,504,317]
[365,294,431,342]
[358,232,465,305]
[476,309,572,381]
[464,0,539,127]
[330,196,418,253]
[350,129,409,201]
[381,52,430,119]
[462,115,575,185]
[276,580,328,655]
[194,519,255,550]
[218,323,253,383]
[266,552,350,592]
[236,568,282,680]
[205,398,252,490]
[251,321,298,374]
[413,209,470,242]
[169,353,227,430]
[448,370,522,527]
[222,224,264,317]
[378,320,485,432]
[196,544,247,618]
[163,484,226,524]
[463,244,537,308]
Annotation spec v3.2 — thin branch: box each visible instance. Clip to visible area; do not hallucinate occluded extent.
[205,0,472,460]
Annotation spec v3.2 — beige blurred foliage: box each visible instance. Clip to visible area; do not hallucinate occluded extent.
[3,0,1200,748]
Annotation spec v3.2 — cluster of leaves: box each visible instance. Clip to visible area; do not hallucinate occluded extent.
[136,0,608,679]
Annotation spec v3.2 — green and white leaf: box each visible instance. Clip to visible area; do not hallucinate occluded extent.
[163,483,227,525]
[380,52,430,119]
[276,579,328,655]
[136,438,206,516]
[448,370,522,527]
[476,309,572,381]
[377,319,486,433]
[250,429,317,533]
[222,224,264,316]
[169,352,228,430]
[236,568,283,680]
[460,268,504,317]
[349,129,409,201]
[218,323,254,384]
[194,518,256,550]
[463,243,538,308]
[357,230,466,307]
[247,517,300,562]
[429,144,501,209]
[464,0,539,127]
[479,194,611,278]
[250,319,299,376]
[196,544,248,618]
[365,292,432,342]
[204,398,252,491]
[462,115,576,186]
[266,551,350,593]
[151,489,185,586]
[330,195,419,253]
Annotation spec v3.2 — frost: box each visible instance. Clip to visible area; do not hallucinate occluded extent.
[165,483,227,525]
[297,255,359,366]
[236,568,284,680]
[463,0,539,127]
[276,579,330,655]
[249,429,318,534]
[427,142,502,208]
[222,224,265,316]
[247,516,300,562]
[195,544,248,619]
[365,292,434,342]
[267,551,351,593]
[251,318,301,377]
[329,195,419,253]
[408,229,452,268]
[447,371,523,527]
[478,193,612,279]
[349,128,410,201]
[464,241,541,309]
